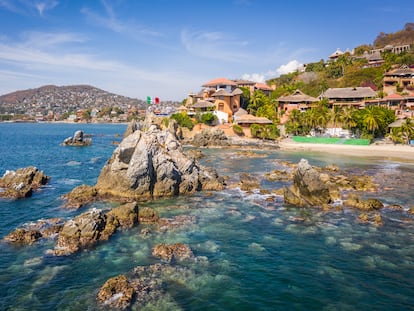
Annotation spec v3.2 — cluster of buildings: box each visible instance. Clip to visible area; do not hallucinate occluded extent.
[182,62,414,127]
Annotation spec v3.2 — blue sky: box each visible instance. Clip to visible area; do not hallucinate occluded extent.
[0,0,413,101]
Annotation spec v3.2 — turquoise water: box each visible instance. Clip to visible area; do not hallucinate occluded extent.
[1,123,414,310]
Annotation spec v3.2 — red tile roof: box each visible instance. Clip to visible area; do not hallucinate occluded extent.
[254,83,273,91]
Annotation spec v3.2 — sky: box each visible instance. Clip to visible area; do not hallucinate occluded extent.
[0,0,413,101]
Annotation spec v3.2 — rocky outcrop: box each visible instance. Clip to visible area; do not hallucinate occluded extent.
[95,124,225,201]
[239,173,260,191]
[61,184,98,208]
[152,243,194,263]
[62,130,91,146]
[3,218,64,244]
[283,159,338,208]
[344,194,384,210]
[190,128,230,147]
[51,202,146,256]
[0,166,50,199]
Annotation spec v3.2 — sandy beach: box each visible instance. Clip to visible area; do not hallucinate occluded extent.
[278,140,414,162]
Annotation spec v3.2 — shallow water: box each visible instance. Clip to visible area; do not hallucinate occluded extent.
[1,123,414,310]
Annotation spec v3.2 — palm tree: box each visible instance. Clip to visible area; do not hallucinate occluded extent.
[400,118,414,144]
[385,128,403,144]
[328,106,342,136]
[340,107,357,130]
[360,106,384,136]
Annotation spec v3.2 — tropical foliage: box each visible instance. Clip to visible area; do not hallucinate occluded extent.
[170,112,194,130]
[250,124,280,140]
[198,112,217,125]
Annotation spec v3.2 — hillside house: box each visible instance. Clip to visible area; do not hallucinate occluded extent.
[320,87,377,108]
[383,65,414,94]
[277,90,318,124]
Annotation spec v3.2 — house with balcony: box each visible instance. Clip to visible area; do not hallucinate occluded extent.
[320,87,377,108]
[383,65,414,94]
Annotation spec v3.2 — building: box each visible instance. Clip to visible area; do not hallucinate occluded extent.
[320,87,377,108]
[277,89,318,123]
[383,65,414,95]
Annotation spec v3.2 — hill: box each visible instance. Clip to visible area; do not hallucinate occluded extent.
[374,23,414,47]
[0,84,146,116]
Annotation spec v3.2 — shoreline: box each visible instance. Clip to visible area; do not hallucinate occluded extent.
[278,139,414,161]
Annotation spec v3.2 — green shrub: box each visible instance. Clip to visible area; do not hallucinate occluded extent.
[264,124,280,140]
[250,124,265,138]
[199,112,217,125]
[170,112,194,130]
[232,124,244,136]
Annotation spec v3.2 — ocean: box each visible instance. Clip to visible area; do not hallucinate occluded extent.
[0,123,414,310]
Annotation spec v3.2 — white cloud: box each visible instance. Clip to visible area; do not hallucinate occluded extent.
[241,59,303,83]
[0,0,58,16]
[275,59,303,75]
[34,0,58,16]
[181,29,249,62]
[81,1,161,40]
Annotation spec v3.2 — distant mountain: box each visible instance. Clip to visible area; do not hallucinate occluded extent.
[374,22,414,47]
[0,84,146,115]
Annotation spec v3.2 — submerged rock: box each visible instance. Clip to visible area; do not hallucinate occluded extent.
[3,218,64,245]
[0,166,50,199]
[62,130,91,146]
[345,194,384,210]
[95,124,225,201]
[97,275,135,310]
[152,243,194,263]
[239,173,260,191]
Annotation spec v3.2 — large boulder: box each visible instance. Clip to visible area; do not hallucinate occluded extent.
[283,159,338,208]
[95,124,225,201]
[62,130,91,146]
[0,166,50,199]
[97,275,135,310]
[191,128,230,147]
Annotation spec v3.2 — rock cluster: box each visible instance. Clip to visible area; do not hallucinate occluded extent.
[3,218,64,244]
[190,128,230,147]
[62,130,91,146]
[284,159,338,208]
[51,202,146,256]
[0,166,50,199]
[95,124,225,201]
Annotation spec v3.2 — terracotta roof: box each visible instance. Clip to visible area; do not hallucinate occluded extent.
[277,89,318,103]
[322,87,377,99]
[235,114,272,124]
[191,100,215,108]
[384,93,404,100]
[202,77,237,87]
[177,105,188,111]
[212,89,232,97]
[255,83,273,91]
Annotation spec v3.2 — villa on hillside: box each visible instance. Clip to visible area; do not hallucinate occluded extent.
[277,90,318,124]
[383,65,414,94]
[320,87,377,108]
[185,77,273,124]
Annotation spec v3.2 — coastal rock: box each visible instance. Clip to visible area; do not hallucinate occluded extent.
[123,120,139,138]
[4,218,64,245]
[152,243,194,262]
[95,124,225,201]
[62,130,91,146]
[53,208,108,256]
[344,194,384,210]
[97,275,135,310]
[239,173,260,191]
[0,166,50,199]
[283,159,337,208]
[190,128,230,147]
[157,215,197,232]
[62,184,98,208]
[50,202,143,256]
[138,207,159,224]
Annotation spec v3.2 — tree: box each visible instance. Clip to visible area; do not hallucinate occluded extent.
[400,118,414,144]
[199,112,217,125]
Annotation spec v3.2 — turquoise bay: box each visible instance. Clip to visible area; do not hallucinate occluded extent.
[1,123,414,310]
